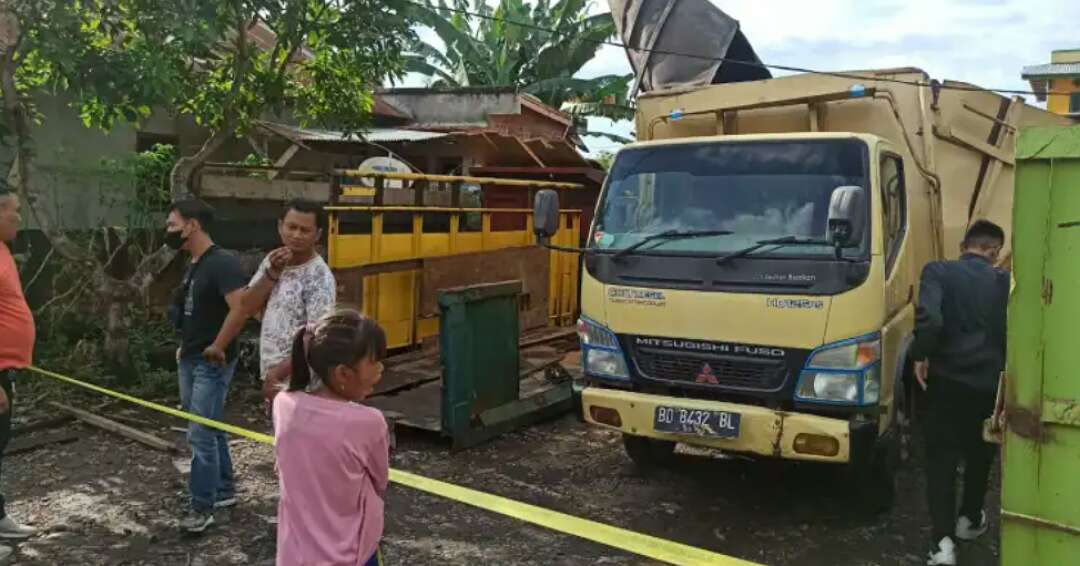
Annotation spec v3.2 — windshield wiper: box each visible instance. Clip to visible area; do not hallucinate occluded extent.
[612,229,734,261]
[715,236,832,266]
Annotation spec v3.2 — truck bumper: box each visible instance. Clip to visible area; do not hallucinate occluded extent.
[582,387,853,463]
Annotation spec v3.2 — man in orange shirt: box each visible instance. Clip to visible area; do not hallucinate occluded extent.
[0,187,39,560]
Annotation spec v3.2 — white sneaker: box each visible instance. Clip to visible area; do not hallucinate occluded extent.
[0,544,12,563]
[0,516,36,540]
[927,536,957,566]
[956,511,988,541]
[214,496,238,509]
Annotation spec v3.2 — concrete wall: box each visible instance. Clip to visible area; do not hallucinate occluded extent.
[1047,78,1080,116]
[1052,49,1080,64]
[14,93,140,230]
[379,90,521,129]
[1,93,267,230]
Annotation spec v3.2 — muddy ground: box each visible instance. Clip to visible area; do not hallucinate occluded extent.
[3,374,1000,566]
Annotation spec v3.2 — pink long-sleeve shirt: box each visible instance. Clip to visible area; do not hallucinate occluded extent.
[273,392,389,566]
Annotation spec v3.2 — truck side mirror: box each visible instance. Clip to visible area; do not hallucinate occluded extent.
[827,185,866,247]
[533,189,561,242]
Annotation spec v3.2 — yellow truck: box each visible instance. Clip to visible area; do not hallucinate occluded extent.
[533,68,1066,510]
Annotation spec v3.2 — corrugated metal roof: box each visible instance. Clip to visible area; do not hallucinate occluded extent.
[258,122,449,144]
[1022,63,1080,78]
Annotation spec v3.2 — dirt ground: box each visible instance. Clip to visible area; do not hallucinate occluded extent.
[3,376,1001,566]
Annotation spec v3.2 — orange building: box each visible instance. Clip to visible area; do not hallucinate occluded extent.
[1023,49,1080,118]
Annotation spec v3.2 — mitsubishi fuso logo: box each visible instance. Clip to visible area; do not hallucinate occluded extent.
[696,363,720,384]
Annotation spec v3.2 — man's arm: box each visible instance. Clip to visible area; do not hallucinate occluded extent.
[205,287,247,365]
[203,254,256,365]
[912,262,945,362]
[243,248,291,316]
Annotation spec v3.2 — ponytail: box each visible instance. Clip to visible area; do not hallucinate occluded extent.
[286,310,386,393]
[288,327,312,392]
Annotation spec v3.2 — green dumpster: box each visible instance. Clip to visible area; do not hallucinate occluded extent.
[438,280,574,449]
[1003,125,1080,564]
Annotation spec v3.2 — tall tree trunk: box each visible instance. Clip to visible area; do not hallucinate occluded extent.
[168,126,233,200]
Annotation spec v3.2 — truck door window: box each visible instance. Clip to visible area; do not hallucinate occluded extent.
[879,154,906,275]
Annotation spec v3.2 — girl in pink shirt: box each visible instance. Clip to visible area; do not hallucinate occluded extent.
[273,310,389,566]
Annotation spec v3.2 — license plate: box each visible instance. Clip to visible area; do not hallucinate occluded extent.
[653,406,740,438]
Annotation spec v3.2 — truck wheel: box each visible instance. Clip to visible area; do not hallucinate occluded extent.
[623,434,676,468]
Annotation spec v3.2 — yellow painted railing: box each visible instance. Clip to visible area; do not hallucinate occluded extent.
[327,206,580,350]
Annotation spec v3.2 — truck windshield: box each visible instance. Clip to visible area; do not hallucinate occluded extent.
[592,139,870,259]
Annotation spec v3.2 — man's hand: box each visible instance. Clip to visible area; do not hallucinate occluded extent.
[176,347,182,362]
[0,386,8,415]
[914,360,929,391]
[203,344,227,366]
[267,247,292,279]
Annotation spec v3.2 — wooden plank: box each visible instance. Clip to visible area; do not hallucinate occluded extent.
[372,360,442,397]
[365,380,443,433]
[50,402,177,453]
[519,327,578,349]
[269,144,302,180]
[380,326,576,370]
[12,415,75,437]
[421,247,550,330]
[201,175,331,201]
[7,430,81,456]
[935,125,1016,166]
[334,169,582,190]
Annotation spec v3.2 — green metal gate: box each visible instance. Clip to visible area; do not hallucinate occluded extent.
[1003,125,1080,564]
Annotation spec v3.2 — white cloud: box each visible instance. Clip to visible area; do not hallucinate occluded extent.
[397,0,1080,154]
[576,0,1078,153]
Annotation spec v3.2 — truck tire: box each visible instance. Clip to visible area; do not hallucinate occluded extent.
[623,434,676,468]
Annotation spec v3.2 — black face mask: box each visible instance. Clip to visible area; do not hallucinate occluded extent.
[164,228,187,250]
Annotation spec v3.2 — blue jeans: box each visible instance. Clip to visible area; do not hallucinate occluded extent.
[179,356,237,513]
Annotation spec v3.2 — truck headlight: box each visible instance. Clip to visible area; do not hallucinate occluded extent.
[578,317,630,381]
[796,335,880,405]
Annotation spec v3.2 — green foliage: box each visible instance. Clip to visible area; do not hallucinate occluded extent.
[34,306,177,396]
[98,143,177,224]
[593,151,614,171]
[31,252,178,398]
[9,0,415,140]
[406,0,632,119]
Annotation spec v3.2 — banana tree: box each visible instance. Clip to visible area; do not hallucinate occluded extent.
[406,0,633,120]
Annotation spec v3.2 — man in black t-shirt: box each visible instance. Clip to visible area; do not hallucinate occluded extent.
[165,199,247,534]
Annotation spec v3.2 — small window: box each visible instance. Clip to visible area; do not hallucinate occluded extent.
[1070,92,1080,114]
[135,132,178,153]
[879,155,906,275]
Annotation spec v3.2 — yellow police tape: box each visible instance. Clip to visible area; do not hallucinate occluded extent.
[27,365,760,566]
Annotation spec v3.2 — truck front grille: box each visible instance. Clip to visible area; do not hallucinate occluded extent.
[631,347,788,391]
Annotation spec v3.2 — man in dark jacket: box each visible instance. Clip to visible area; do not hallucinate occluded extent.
[912,220,1009,566]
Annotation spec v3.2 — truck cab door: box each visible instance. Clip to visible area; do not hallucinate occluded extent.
[878,151,916,434]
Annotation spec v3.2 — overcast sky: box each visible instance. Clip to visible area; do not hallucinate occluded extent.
[404,0,1080,155]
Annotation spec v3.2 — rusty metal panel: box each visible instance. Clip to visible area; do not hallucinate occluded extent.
[1002,125,1080,565]
[333,266,365,310]
[421,247,550,330]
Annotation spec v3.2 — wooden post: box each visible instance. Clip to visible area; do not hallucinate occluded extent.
[374,176,385,206]
[414,179,426,207]
[329,172,341,205]
[451,180,462,208]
